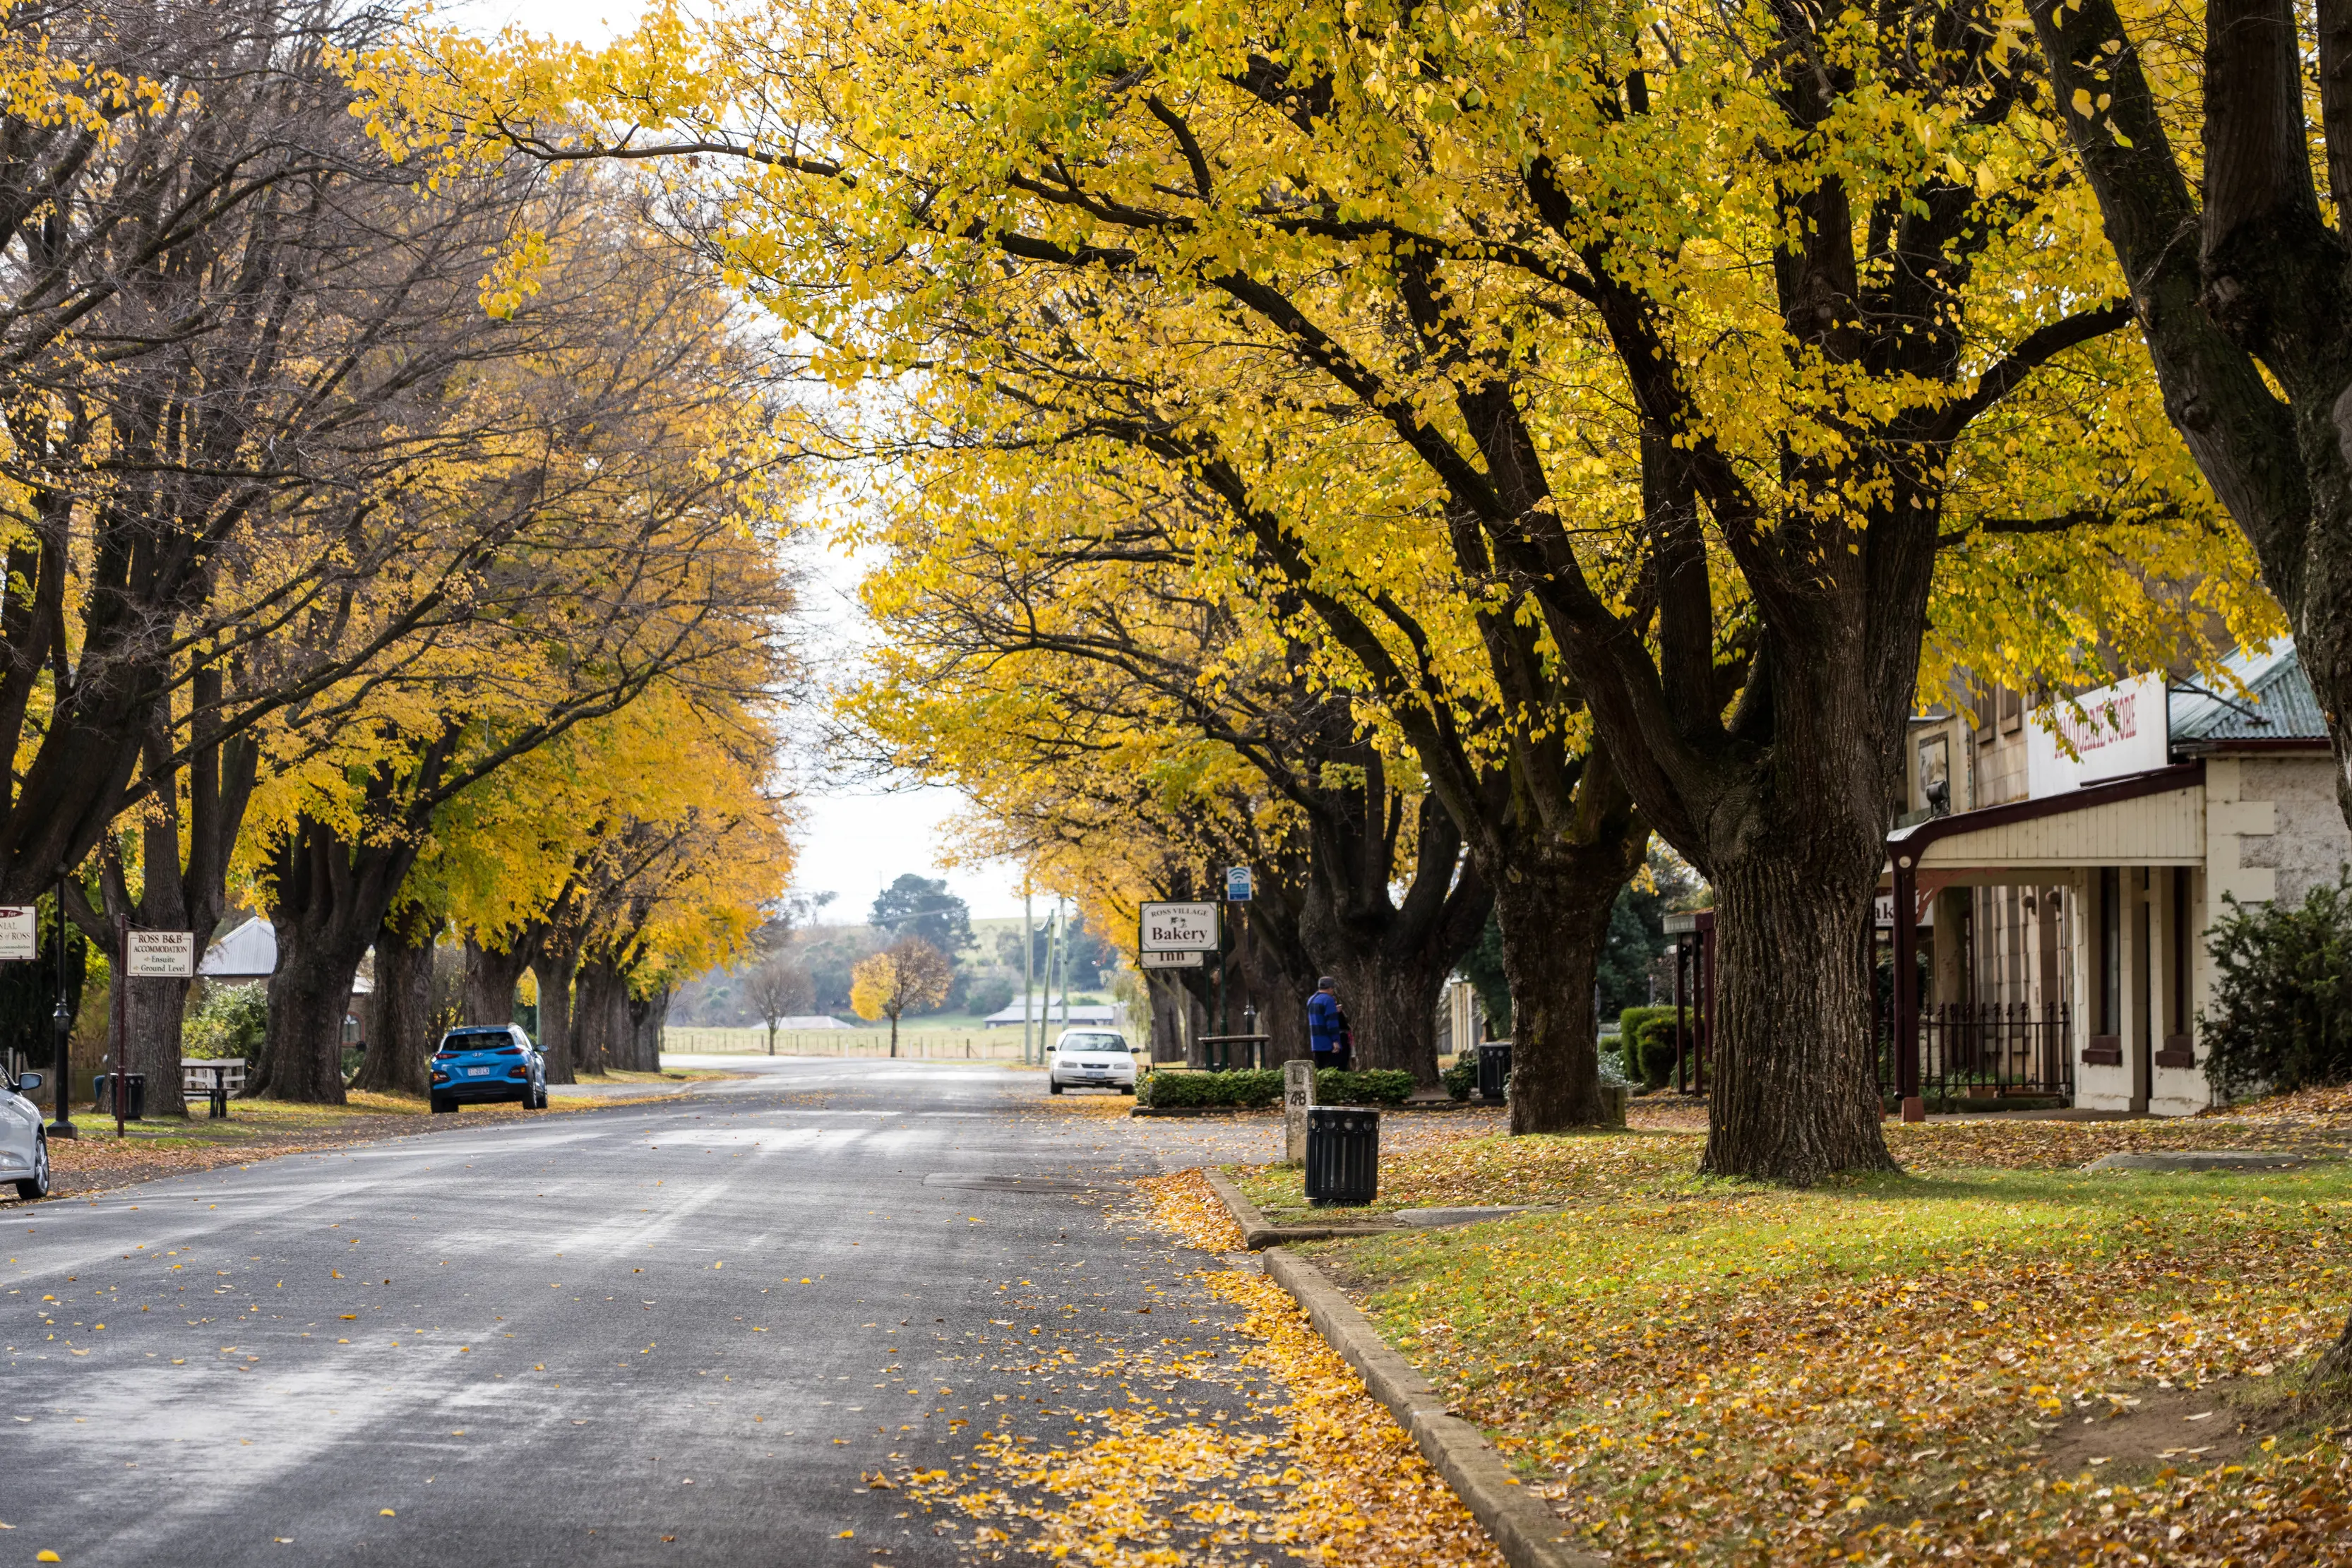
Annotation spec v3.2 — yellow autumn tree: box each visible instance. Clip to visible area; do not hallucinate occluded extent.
[843,462,1488,1078]
[380,0,2281,1173]
[849,939,952,1059]
[230,168,801,1103]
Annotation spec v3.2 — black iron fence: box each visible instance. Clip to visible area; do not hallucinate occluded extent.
[1878,1001,2073,1104]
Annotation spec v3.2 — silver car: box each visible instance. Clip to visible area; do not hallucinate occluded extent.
[0,1065,48,1199]
[1047,1030,1138,1095]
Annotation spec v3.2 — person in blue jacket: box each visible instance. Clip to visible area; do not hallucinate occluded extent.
[1307,978,1344,1068]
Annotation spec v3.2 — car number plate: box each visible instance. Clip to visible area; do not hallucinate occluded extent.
[466,1067,491,1077]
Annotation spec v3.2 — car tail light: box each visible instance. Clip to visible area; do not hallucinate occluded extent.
[506,1065,528,1079]
[431,1070,448,1084]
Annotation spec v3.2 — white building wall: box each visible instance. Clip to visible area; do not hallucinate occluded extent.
[2232,756,2352,907]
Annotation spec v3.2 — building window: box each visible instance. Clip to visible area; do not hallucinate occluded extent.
[1999,683,2024,734]
[2170,871,2187,1031]
[1918,734,1950,815]
[2099,866,2122,1036]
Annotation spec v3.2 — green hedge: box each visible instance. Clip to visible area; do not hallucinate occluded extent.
[1440,1055,1477,1101]
[1135,1066,1416,1108]
[1316,1068,1415,1106]
[1137,1069,1284,1108]
[1635,1018,1683,1087]
[1617,1006,1678,1080]
[2203,869,2352,1097]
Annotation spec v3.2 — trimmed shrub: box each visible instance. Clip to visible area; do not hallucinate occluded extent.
[2203,870,2352,1099]
[1135,1065,1415,1108]
[1441,1055,1476,1101]
[1635,1018,1681,1089]
[1315,1067,1414,1106]
[1618,1006,1677,1081]
[1135,1069,1284,1108]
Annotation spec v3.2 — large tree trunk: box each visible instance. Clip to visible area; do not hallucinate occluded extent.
[1300,793,1491,1086]
[2028,0,2352,1362]
[247,808,422,1103]
[1487,832,1644,1133]
[1318,940,1447,1081]
[1234,907,1315,1065]
[602,966,632,1072]
[463,927,542,1025]
[2027,0,2352,839]
[123,971,193,1120]
[537,942,581,1084]
[105,678,261,1118]
[629,985,667,1070]
[1702,846,1894,1180]
[354,906,438,1096]
[257,939,366,1104]
[574,955,619,1075]
[121,818,194,1120]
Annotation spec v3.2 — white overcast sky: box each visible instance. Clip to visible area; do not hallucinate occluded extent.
[453,0,1031,922]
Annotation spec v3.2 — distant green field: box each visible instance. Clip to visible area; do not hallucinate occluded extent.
[661,1023,1119,1060]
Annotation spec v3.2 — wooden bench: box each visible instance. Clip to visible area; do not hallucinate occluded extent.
[182,1058,244,1116]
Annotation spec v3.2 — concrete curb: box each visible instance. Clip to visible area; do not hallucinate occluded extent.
[1261,1247,1602,1568]
[1200,1166,1404,1249]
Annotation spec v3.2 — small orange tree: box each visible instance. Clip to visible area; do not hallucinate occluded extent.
[849,938,951,1058]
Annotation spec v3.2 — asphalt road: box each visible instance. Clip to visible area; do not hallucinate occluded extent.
[1,1058,1283,1567]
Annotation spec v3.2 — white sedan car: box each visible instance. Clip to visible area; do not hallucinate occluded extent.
[1048,1030,1139,1094]
[1,1065,49,1199]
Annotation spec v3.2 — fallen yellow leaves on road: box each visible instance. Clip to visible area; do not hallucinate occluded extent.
[896,1168,1500,1566]
[1146,1166,1245,1254]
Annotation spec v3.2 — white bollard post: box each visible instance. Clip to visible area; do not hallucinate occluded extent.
[1283,1058,1315,1165]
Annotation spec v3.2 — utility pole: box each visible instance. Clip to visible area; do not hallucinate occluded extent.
[1040,899,1060,1048]
[1020,884,1034,1065]
[1056,898,1070,1035]
[1216,912,1229,1037]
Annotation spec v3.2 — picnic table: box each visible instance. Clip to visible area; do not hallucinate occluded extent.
[181,1058,244,1118]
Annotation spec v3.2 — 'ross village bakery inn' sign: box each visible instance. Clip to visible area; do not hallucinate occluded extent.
[1138,902,1219,953]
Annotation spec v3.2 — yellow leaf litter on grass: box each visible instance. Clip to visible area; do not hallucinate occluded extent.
[1275,1120,2352,1564]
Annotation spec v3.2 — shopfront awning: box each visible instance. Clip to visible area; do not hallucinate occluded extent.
[1884,762,2206,884]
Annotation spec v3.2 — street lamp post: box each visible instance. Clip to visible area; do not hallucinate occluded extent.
[47,873,74,1139]
[48,997,73,1141]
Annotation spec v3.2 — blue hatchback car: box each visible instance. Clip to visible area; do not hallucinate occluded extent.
[429,1025,547,1113]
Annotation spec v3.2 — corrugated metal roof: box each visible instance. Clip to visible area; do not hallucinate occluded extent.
[2169,642,2330,743]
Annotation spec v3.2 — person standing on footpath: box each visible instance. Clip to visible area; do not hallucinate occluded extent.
[1307,978,1344,1070]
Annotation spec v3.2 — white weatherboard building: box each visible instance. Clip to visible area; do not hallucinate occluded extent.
[981,1001,1121,1029]
[1882,642,2348,1117]
[199,916,373,995]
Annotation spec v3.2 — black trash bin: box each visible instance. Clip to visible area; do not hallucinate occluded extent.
[1304,1105,1380,1207]
[1476,1040,1512,1102]
[92,1072,146,1119]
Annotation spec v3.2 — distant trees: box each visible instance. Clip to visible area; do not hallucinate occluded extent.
[849,939,952,1057]
[870,875,972,957]
[741,952,813,1056]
